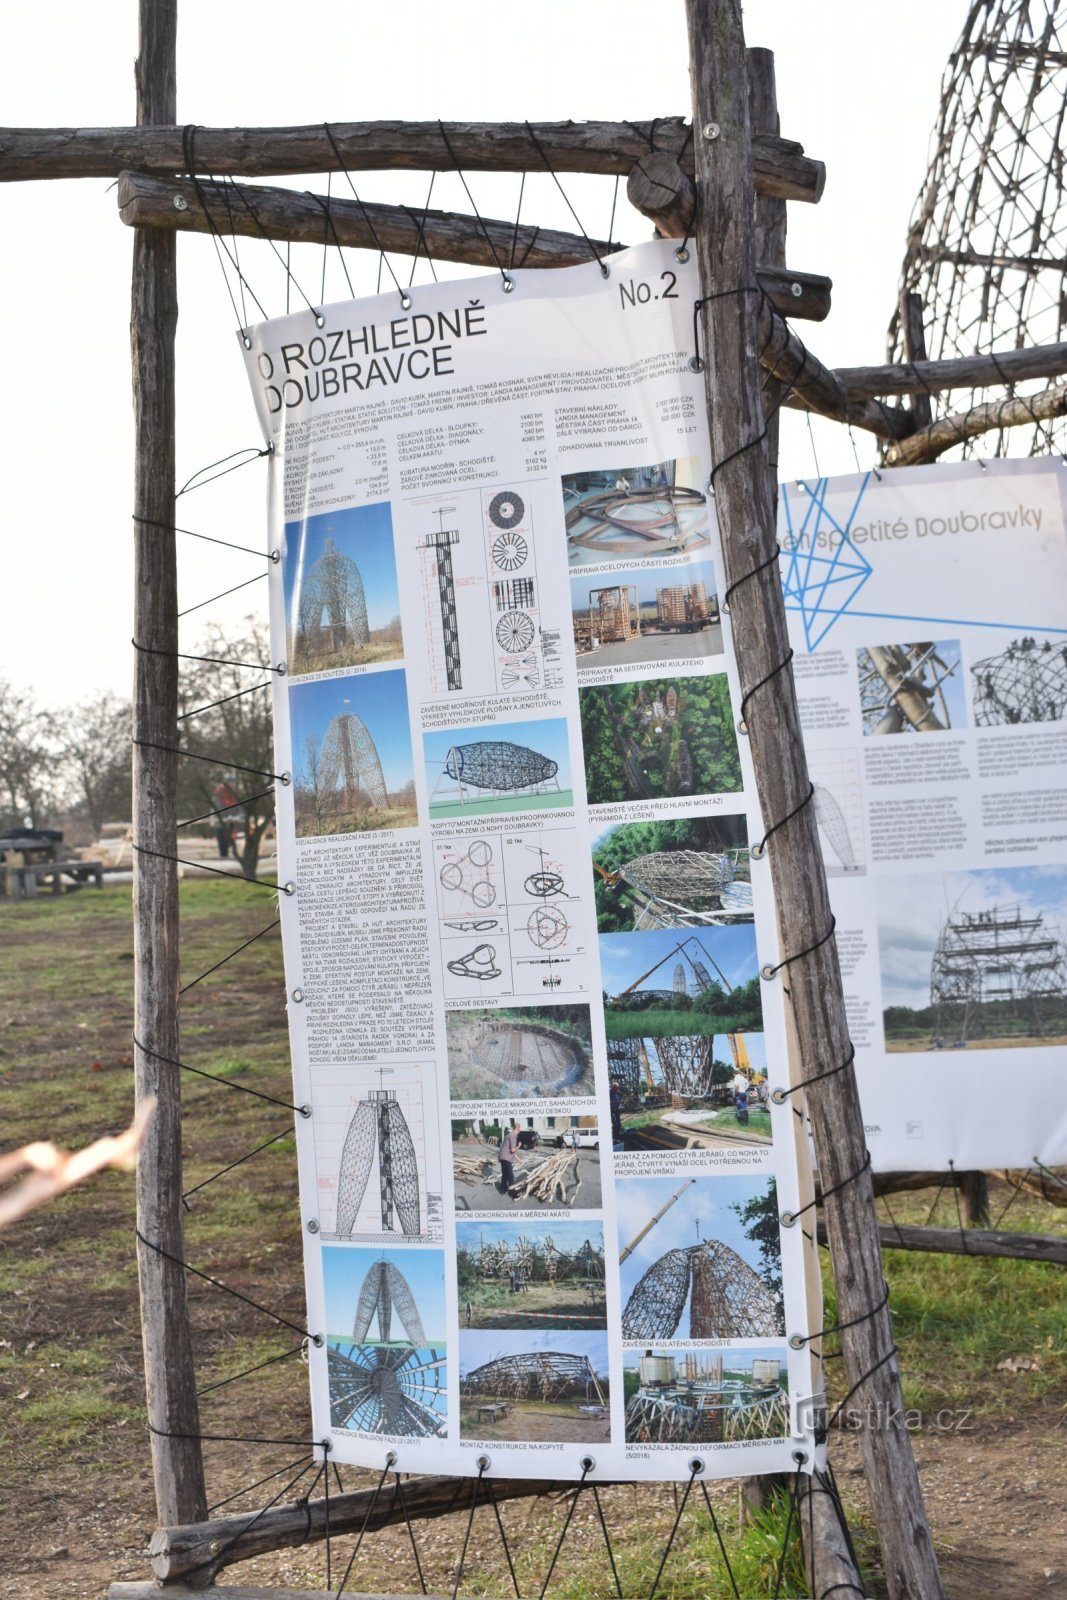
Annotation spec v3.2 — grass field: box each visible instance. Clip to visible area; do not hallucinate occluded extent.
[1,881,1065,1598]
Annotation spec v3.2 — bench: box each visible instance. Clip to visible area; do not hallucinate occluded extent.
[475,1403,510,1423]
[3,860,104,899]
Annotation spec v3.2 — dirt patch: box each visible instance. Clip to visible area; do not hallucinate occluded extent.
[460,1400,612,1444]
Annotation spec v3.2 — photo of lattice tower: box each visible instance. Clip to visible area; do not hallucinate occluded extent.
[890,2,1067,457]
[608,1038,647,1107]
[655,1035,717,1099]
[328,1343,446,1435]
[589,585,639,643]
[351,1258,426,1344]
[462,1350,604,1403]
[972,637,1067,724]
[293,537,369,668]
[320,710,387,810]
[622,1241,783,1340]
[336,1089,421,1237]
[421,510,463,690]
[618,848,752,928]
[813,784,858,870]
[931,901,1067,1039]
[673,961,687,994]
[656,581,709,626]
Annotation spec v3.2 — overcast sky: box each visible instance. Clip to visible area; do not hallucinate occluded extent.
[0,2,964,707]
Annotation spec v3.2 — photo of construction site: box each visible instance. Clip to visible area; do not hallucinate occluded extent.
[599,926,763,1042]
[459,1332,610,1444]
[623,1346,788,1445]
[857,639,967,735]
[616,1175,785,1342]
[971,634,1067,725]
[290,668,418,834]
[562,457,710,567]
[592,815,752,932]
[569,560,723,672]
[579,675,742,805]
[445,1004,594,1101]
[322,1246,447,1437]
[879,865,1067,1050]
[452,1116,601,1211]
[283,501,403,677]
[424,716,573,819]
[456,1220,607,1330]
[610,1033,773,1153]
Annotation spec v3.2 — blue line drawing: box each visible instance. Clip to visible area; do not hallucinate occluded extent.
[780,476,1067,646]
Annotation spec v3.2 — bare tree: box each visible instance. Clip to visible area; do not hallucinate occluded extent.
[0,678,57,830]
[178,617,276,880]
[53,692,132,839]
[298,731,330,833]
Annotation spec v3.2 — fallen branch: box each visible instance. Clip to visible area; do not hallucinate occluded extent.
[0,1099,154,1228]
[816,1218,1067,1265]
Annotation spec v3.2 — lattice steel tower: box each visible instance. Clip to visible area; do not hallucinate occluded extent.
[421,509,462,690]
[320,711,387,810]
[891,2,1067,456]
[336,1089,421,1236]
[294,537,369,664]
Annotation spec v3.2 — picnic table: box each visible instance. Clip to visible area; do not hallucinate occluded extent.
[475,1403,510,1424]
[0,832,104,899]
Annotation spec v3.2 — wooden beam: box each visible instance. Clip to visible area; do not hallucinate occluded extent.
[818,1219,1067,1265]
[149,1475,557,1583]
[836,340,1067,398]
[0,118,826,200]
[111,1588,451,1600]
[798,1470,866,1600]
[117,169,833,320]
[901,292,932,431]
[884,379,1067,464]
[684,6,944,1600]
[130,0,207,1530]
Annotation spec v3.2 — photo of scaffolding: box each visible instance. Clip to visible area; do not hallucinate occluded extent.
[856,639,967,735]
[592,815,752,931]
[446,1004,594,1101]
[456,1220,607,1331]
[569,559,722,672]
[609,1032,773,1153]
[599,927,763,1043]
[623,1347,788,1445]
[289,669,418,834]
[283,502,403,676]
[424,717,573,819]
[879,866,1067,1050]
[562,457,710,567]
[616,1175,785,1342]
[452,1116,601,1212]
[971,634,1067,725]
[579,675,742,805]
[322,1246,447,1437]
[459,1332,610,1443]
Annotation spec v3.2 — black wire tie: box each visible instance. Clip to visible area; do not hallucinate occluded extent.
[762,914,837,979]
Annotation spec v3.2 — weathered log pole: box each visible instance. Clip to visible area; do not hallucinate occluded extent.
[901,291,932,431]
[0,118,826,199]
[146,1475,557,1584]
[685,4,944,1597]
[131,0,207,1529]
[817,1219,1067,1265]
[837,340,1067,397]
[117,169,832,321]
[110,1586,446,1599]
[798,1471,866,1599]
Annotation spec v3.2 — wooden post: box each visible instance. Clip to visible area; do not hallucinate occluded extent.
[958,1170,991,1228]
[132,0,208,1528]
[901,292,932,431]
[684,4,944,1597]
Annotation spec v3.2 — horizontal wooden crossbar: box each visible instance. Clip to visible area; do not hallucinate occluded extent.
[0,118,825,200]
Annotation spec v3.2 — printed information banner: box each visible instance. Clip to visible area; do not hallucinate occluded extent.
[781,459,1067,1171]
[243,240,818,1482]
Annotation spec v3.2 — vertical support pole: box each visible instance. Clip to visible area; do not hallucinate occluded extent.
[684,5,944,1598]
[902,292,933,432]
[132,0,208,1527]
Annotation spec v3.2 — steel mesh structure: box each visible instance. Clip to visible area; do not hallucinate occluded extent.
[327,1342,446,1435]
[625,1377,788,1445]
[971,635,1067,722]
[294,538,369,666]
[462,1350,601,1402]
[654,1034,718,1098]
[438,740,559,800]
[622,1241,784,1340]
[618,848,752,928]
[608,1037,645,1106]
[890,1,1067,456]
[320,711,388,809]
[931,900,1067,1037]
[336,1089,421,1236]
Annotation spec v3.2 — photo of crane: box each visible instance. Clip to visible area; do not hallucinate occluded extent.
[569,559,723,672]
[598,926,763,1043]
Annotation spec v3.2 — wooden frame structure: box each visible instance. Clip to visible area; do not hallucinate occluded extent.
[12,2,1066,1596]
